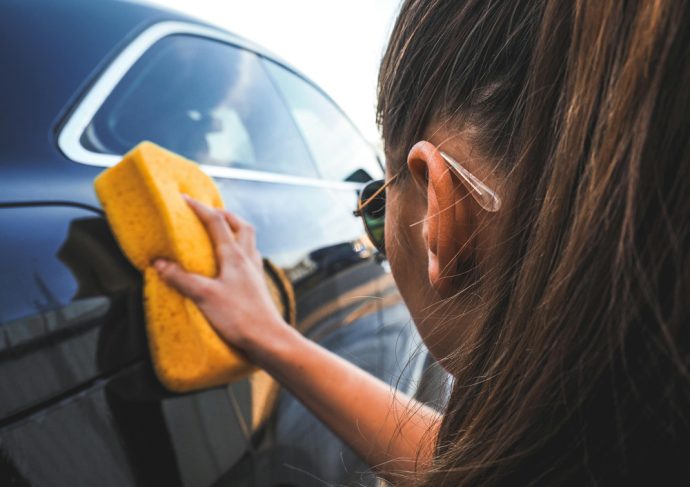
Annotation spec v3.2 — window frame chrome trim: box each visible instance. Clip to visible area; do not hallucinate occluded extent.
[57,21,368,191]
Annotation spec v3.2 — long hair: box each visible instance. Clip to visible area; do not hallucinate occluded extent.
[378,0,690,484]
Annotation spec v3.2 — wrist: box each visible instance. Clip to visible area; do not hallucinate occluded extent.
[242,315,303,370]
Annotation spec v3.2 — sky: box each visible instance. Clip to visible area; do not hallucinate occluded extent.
[145,0,403,145]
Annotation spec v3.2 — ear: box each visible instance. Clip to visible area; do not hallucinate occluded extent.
[407,141,474,298]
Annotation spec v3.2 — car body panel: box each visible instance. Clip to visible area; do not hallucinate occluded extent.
[0,1,432,486]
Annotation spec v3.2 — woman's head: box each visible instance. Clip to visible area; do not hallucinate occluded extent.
[377,0,539,357]
[378,0,690,484]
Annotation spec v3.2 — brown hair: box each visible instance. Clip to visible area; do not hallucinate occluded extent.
[378,0,690,484]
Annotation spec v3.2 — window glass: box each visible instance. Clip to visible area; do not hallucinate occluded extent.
[81,35,318,178]
[263,60,382,182]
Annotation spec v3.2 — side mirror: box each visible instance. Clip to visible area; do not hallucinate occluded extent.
[344,168,373,183]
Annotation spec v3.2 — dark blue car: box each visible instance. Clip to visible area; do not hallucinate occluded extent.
[0,1,444,485]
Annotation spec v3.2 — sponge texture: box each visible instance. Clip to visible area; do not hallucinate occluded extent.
[94,141,289,392]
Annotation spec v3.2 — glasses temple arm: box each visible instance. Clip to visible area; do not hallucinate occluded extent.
[439,151,501,212]
[353,174,398,216]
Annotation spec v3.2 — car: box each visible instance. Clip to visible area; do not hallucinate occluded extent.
[0,1,445,485]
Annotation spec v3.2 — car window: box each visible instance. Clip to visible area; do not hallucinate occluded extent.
[262,60,382,182]
[80,35,318,178]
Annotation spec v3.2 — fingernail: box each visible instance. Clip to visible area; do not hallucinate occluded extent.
[154,259,168,271]
[181,193,191,201]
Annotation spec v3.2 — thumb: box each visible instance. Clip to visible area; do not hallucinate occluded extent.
[153,259,211,302]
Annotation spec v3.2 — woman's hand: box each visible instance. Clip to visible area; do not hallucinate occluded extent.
[154,202,438,480]
[153,195,286,361]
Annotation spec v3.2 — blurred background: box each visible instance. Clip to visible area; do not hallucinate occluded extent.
[145,0,403,149]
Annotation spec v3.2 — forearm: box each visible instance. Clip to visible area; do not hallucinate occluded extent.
[248,321,440,481]
[154,200,439,478]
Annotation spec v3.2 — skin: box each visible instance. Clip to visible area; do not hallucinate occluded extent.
[388,135,489,360]
[154,127,499,482]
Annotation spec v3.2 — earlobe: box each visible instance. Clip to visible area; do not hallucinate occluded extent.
[407,141,474,298]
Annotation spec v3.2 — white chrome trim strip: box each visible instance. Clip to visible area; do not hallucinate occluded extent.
[57,21,365,191]
[64,152,362,190]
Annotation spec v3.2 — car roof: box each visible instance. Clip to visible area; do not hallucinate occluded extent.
[0,0,315,162]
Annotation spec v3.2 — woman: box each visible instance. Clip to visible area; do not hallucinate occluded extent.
[154,0,690,484]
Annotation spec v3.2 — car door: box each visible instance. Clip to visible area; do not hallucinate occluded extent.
[1,21,404,486]
[0,25,368,486]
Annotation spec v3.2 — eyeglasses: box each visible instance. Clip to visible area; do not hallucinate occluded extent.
[353,150,501,256]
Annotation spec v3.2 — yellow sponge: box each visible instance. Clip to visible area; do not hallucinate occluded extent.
[94,141,293,392]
